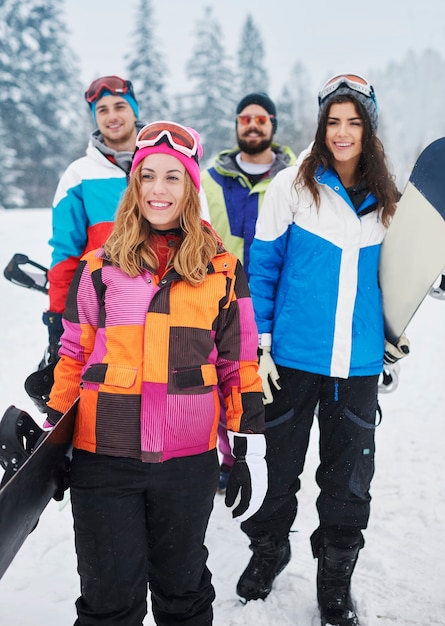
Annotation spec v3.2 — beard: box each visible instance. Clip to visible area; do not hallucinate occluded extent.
[237,135,273,155]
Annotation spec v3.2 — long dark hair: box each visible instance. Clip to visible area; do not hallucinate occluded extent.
[296,94,400,226]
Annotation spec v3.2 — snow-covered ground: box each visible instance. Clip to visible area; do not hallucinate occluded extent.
[0,208,444,625]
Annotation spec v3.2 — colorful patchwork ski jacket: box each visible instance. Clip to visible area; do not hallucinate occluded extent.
[249,165,388,379]
[48,240,265,463]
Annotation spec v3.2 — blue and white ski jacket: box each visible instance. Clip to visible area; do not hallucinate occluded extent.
[48,125,146,314]
[249,165,388,379]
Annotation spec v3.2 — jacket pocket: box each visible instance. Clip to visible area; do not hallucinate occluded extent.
[81,363,137,388]
[173,363,218,389]
[344,406,376,500]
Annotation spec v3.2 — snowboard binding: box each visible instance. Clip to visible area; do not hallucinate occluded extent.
[0,403,71,499]
[0,407,43,486]
[24,360,57,414]
[378,362,400,394]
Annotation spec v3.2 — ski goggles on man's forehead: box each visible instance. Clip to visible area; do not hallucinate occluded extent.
[85,76,135,103]
[135,121,198,159]
[318,73,376,105]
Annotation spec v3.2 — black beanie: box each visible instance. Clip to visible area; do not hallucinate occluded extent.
[236,92,277,133]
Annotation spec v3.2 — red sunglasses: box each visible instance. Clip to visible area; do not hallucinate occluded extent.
[237,114,274,126]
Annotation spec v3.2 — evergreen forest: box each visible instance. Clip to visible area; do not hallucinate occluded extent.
[1,0,445,208]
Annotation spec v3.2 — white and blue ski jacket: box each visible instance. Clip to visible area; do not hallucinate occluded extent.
[249,165,388,379]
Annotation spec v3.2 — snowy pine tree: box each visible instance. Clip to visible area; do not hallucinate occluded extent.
[373,49,445,188]
[0,116,25,209]
[126,0,170,121]
[182,7,235,164]
[276,62,316,155]
[236,15,269,98]
[0,0,86,208]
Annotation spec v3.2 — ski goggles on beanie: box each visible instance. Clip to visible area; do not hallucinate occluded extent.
[130,121,203,191]
[318,73,378,132]
[318,73,377,104]
[135,121,199,160]
[85,75,136,104]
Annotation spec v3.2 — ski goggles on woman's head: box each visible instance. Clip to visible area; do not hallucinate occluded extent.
[85,75,135,104]
[318,73,376,105]
[135,121,198,159]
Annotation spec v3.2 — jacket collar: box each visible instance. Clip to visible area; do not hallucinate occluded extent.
[315,166,378,214]
[213,144,296,182]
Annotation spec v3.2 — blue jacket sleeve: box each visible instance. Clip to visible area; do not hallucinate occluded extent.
[248,167,297,333]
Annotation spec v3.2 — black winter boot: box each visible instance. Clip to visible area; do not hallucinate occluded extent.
[312,529,363,626]
[236,535,291,601]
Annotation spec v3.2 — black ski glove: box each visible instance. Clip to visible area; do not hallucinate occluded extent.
[225,432,267,523]
[45,407,64,427]
[43,407,68,501]
[42,311,63,364]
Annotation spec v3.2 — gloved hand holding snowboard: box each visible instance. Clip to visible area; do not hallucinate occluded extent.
[383,333,410,365]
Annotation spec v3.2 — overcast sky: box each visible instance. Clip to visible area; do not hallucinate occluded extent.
[64,0,445,99]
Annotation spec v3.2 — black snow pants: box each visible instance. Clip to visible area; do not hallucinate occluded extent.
[70,448,219,626]
[241,366,379,541]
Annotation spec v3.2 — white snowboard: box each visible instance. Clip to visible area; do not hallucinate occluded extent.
[379,137,445,344]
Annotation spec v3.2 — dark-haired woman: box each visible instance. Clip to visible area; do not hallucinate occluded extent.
[236,74,409,626]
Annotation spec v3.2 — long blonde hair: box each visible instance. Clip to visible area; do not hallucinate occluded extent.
[104,164,218,286]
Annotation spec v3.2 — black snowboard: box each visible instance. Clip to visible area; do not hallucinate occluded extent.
[0,399,78,579]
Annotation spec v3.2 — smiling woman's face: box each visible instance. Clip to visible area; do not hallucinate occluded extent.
[325,101,364,171]
[139,152,186,230]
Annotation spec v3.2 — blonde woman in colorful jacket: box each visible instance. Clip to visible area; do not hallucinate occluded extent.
[46,121,267,626]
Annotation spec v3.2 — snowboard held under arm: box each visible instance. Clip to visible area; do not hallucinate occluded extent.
[379,137,445,345]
